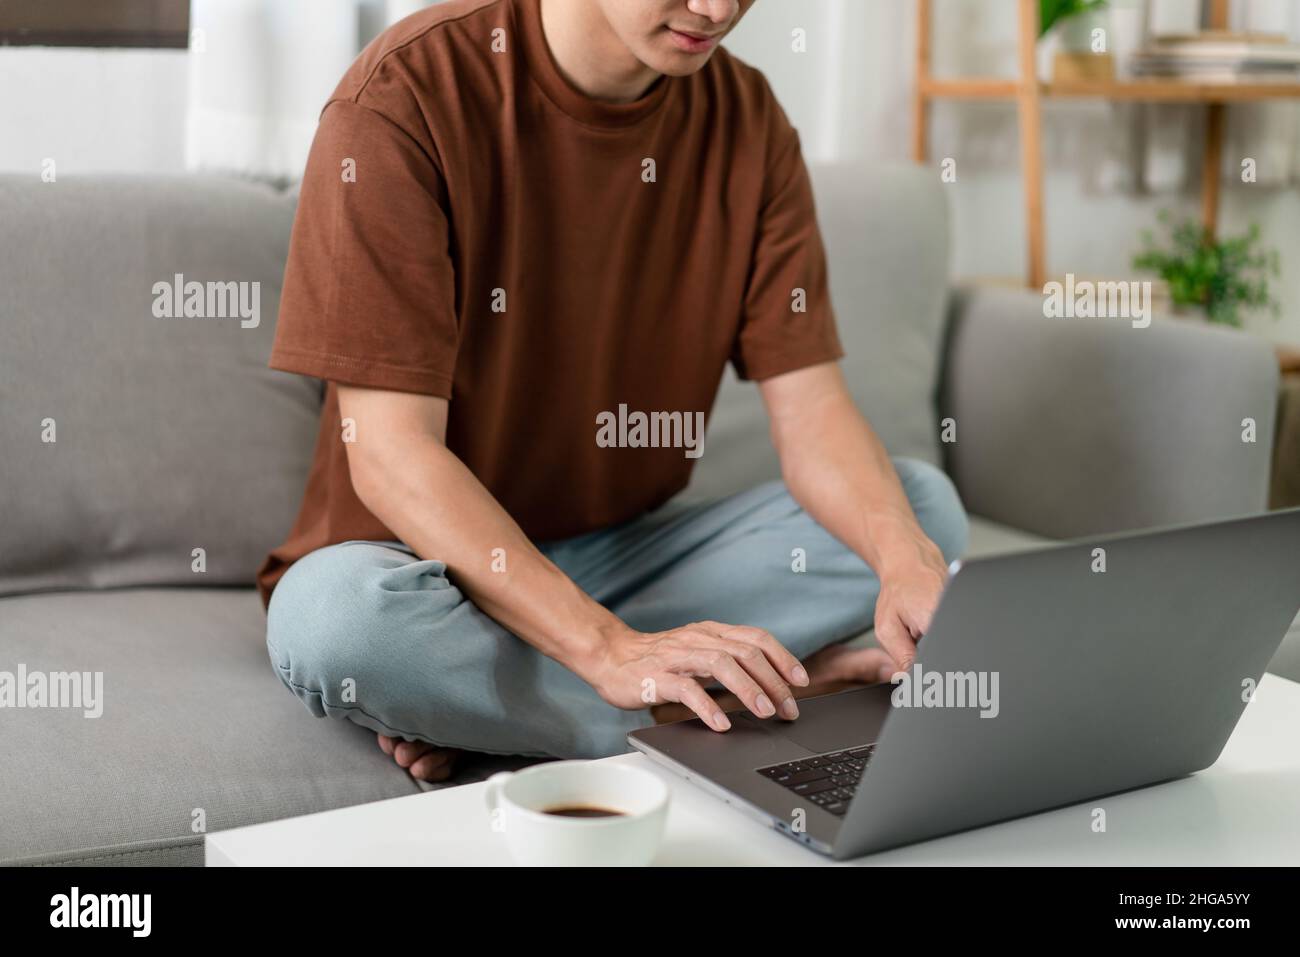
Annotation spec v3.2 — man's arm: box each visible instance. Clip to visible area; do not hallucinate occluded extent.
[337,385,810,730]
[759,361,950,672]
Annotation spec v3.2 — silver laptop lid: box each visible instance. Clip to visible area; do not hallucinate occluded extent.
[834,508,1300,858]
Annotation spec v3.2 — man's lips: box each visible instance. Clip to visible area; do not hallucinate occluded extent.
[666,27,722,54]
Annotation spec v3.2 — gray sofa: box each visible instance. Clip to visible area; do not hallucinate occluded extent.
[1,165,1291,866]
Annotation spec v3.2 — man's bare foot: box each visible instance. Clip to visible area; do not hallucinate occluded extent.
[377,733,460,782]
[651,643,897,725]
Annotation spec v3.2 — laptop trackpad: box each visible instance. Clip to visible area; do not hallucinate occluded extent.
[764,685,893,754]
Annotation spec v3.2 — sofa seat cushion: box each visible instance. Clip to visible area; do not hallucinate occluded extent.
[0,588,418,866]
[964,515,1053,559]
[1270,613,1300,684]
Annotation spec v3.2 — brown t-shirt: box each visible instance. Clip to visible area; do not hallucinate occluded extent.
[257,0,841,605]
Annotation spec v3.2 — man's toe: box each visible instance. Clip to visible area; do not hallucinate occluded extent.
[410,751,454,782]
[394,739,435,768]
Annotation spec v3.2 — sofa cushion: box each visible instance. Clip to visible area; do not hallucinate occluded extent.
[0,588,418,865]
[1271,613,1300,684]
[688,163,950,499]
[0,175,317,595]
[963,515,1053,559]
[940,284,1278,540]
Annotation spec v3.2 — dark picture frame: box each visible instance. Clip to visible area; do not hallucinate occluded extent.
[0,0,190,49]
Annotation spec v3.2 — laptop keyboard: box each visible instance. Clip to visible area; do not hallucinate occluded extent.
[756,745,875,817]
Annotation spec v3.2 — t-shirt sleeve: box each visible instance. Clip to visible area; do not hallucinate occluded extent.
[269,99,459,397]
[730,106,843,382]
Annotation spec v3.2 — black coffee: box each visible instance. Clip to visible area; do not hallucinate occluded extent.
[543,805,626,818]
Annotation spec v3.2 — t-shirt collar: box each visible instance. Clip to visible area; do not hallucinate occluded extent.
[514,0,671,129]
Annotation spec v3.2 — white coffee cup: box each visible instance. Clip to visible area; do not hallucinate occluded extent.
[484,760,670,867]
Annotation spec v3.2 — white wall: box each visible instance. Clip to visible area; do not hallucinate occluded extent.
[0,48,188,175]
[0,0,390,178]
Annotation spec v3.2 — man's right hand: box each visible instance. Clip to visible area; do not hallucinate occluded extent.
[586,621,810,731]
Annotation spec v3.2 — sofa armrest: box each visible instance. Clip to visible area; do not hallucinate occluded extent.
[939,284,1279,539]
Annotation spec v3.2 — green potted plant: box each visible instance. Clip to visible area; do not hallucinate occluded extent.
[1042,1,1112,83]
[1132,212,1281,328]
[1040,0,1109,43]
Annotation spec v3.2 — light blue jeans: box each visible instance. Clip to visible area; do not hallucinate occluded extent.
[266,460,969,759]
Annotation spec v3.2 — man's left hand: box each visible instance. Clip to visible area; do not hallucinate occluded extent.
[873,536,951,673]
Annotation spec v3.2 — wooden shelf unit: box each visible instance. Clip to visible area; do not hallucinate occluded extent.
[913,0,1300,288]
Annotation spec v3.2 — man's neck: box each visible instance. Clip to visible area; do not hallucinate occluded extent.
[539,0,661,103]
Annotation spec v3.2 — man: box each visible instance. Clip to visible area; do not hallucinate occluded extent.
[261,0,968,782]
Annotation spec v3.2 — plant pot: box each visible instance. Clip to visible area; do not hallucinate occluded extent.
[1053,51,1115,83]
[1058,10,1109,53]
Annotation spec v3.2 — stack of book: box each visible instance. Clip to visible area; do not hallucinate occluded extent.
[1131,32,1300,83]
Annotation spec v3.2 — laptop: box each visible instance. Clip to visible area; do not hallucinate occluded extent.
[628,508,1300,859]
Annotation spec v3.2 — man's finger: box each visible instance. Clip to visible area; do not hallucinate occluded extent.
[874,613,916,674]
[702,621,809,687]
[906,602,935,638]
[682,646,775,720]
[656,674,731,732]
[707,636,799,719]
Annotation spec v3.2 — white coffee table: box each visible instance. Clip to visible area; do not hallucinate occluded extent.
[207,673,1300,866]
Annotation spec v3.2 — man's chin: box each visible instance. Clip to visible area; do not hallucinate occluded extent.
[647,50,718,77]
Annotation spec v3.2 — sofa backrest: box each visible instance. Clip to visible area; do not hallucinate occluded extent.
[686,163,951,500]
[941,283,1281,538]
[0,175,317,596]
[0,163,949,595]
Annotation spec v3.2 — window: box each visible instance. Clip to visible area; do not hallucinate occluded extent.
[0,0,189,49]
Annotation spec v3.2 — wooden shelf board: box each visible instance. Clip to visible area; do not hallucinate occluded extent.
[919,77,1021,99]
[1045,79,1300,101]
[921,77,1300,103]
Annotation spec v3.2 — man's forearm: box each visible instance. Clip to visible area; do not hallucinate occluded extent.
[349,433,625,677]
[763,365,941,577]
